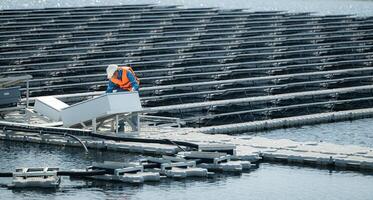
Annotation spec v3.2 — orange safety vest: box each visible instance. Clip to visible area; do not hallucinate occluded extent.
[110,66,140,91]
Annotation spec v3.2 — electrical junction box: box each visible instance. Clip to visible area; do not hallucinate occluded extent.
[0,87,20,108]
[34,96,69,121]
[60,92,142,127]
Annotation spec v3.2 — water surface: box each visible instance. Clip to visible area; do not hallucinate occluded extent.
[255,118,373,148]
[0,141,373,200]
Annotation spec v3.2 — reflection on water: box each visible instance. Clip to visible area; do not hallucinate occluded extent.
[0,140,373,200]
[0,0,373,16]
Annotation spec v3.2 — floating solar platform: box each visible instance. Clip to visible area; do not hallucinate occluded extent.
[2,5,373,174]
[1,4,373,132]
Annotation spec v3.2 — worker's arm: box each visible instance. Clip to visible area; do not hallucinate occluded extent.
[126,70,139,91]
[106,80,116,93]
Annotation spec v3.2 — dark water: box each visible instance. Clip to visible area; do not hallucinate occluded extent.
[0,139,373,200]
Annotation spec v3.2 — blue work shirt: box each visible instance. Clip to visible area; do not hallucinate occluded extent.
[106,69,139,93]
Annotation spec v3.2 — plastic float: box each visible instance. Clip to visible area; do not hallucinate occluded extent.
[138,157,208,178]
[179,151,253,172]
[8,167,60,188]
[87,161,160,183]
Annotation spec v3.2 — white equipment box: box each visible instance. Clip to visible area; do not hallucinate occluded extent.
[34,96,69,121]
[60,92,142,127]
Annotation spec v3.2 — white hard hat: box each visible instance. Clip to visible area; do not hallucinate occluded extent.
[106,64,118,79]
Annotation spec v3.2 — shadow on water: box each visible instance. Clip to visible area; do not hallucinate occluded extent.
[10,187,59,194]
[76,179,145,190]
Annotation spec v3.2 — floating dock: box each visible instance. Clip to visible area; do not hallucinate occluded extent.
[1,121,373,172]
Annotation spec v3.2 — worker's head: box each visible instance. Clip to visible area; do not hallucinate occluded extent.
[106,64,118,79]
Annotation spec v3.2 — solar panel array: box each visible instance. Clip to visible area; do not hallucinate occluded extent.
[1,4,373,128]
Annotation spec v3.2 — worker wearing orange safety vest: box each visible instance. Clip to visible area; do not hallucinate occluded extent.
[106,64,140,93]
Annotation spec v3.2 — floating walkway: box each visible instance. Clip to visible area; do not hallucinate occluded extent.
[1,120,373,172]
[140,126,373,170]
